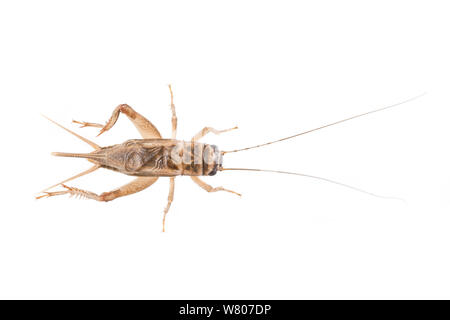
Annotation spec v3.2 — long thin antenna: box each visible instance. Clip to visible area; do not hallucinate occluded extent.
[223,93,425,154]
[41,115,101,150]
[221,167,403,201]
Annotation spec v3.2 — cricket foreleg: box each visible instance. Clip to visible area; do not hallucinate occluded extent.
[191,126,238,142]
[162,177,175,232]
[191,176,241,197]
[73,104,162,139]
[168,85,177,139]
[36,177,158,201]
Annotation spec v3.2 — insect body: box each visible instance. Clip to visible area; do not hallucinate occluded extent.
[53,139,223,177]
[37,86,423,231]
[38,86,239,231]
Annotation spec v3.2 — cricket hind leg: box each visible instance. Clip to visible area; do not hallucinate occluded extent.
[191,126,238,142]
[162,177,175,232]
[36,177,158,201]
[73,104,162,139]
[72,120,103,128]
[191,176,241,197]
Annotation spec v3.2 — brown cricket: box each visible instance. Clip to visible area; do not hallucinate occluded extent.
[37,86,423,231]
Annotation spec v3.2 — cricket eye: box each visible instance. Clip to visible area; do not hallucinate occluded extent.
[125,151,144,172]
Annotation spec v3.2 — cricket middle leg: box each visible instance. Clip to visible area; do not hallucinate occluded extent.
[168,85,177,139]
[162,177,175,232]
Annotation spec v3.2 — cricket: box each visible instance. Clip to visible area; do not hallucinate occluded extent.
[36,85,423,231]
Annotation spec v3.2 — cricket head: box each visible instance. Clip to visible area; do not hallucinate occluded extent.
[204,144,223,176]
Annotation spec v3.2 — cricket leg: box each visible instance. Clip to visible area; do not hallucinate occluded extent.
[73,104,162,139]
[72,120,103,128]
[162,177,175,232]
[36,177,158,201]
[191,176,241,197]
[191,125,238,142]
[168,84,177,139]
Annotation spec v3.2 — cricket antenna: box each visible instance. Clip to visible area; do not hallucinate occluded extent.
[220,167,404,201]
[223,93,426,154]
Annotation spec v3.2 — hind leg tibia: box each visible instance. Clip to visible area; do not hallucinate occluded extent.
[73,104,162,139]
[36,177,158,202]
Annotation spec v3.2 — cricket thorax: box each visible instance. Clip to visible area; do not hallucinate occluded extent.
[91,139,222,177]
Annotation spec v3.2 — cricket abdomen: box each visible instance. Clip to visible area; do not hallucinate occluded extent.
[106,139,223,177]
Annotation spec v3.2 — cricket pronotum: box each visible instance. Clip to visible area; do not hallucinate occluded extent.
[36,86,424,231]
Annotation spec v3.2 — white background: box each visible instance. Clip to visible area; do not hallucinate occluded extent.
[0,0,449,299]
